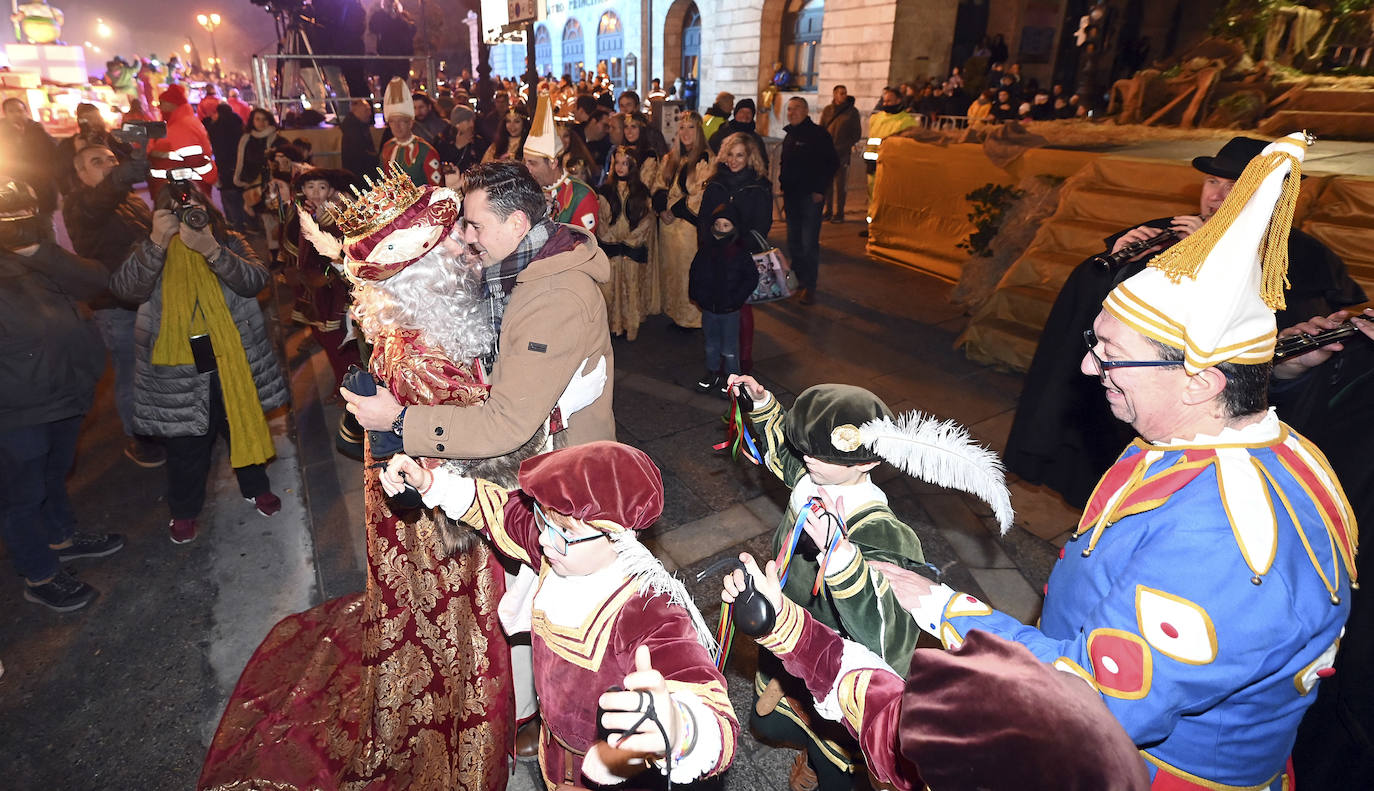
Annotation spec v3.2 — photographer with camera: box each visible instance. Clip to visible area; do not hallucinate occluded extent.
[61,144,167,468]
[0,180,126,612]
[54,103,132,195]
[110,166,288,546]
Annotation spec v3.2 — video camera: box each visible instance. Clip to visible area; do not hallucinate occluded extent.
[112,120,212,231]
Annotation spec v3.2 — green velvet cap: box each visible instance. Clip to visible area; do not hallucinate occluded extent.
[783,384,894,465]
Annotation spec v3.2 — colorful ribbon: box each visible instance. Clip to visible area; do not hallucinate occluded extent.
[713,390,763,465]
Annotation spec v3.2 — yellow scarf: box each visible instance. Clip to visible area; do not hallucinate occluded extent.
[151,238,275,468]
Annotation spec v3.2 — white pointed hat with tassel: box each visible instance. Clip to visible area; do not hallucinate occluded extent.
[1103,132,1312,374]
[522,91,563,162]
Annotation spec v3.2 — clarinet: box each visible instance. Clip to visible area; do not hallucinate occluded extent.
[1089,228,1181,271]
[1274,315,1374,361]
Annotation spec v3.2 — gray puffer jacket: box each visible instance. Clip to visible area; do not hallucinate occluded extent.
[110,233,288,438]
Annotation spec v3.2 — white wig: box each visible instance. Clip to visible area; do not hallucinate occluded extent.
[350,244,494,363]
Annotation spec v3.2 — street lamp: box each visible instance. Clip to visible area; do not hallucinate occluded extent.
[96,18,112,38]
[196,13,222,78]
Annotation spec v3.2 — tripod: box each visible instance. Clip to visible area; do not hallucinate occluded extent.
[271,10,333,115]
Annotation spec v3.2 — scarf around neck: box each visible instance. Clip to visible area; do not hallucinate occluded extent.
[479,218,555,366]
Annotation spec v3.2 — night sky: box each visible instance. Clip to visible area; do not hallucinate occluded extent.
[31,0,332,75]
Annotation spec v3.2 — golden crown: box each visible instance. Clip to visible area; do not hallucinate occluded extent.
[327,162,425,239]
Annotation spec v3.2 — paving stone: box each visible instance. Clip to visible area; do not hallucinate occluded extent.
[967,567,1044,626]
[1008,479,1082,541]
[917,493,1017,570]
[656,503,775,568]
[995,526,1061,593]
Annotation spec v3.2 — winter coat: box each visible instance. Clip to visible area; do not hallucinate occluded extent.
[340,113,378,181]
[206,106,245,181]
[404,225,615,458]
[819,96,861,154]
[60,177,153,311]
[0,119,58,212]
[147,103,219,189]
[234,129,278,189]
[0,242,109,430]
[779,117,838,197]
[699,165,772,250]
[109,234,288,438]
[689,236,758,314]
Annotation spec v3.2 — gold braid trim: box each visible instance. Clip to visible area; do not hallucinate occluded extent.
[1149,149,1302,311]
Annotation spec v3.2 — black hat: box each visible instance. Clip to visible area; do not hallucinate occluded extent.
[292,167,355,193]
[734,98,757,116]
[1191,137,1267,180]
[784,384,894,466]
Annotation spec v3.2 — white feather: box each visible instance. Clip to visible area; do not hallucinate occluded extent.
[299,210,344,261]
[860,411,1016,534]
[610,531,719,657]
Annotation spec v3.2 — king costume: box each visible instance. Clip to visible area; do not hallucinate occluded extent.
[198,173,514,791]
[909,134,1357,790]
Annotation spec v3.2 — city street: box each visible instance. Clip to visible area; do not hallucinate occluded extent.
[0,220,1070,788]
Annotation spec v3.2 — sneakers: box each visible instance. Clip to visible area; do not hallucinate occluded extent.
[246,491,282,517]
[24,570,98,612]
[53,532,125,562]
[124,438,166,468]
[695,372,720,393]
[169,518,198,545]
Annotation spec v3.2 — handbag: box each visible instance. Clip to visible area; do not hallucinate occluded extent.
[745,230,798,304]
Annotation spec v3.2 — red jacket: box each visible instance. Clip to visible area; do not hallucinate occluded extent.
[147,102,220,194]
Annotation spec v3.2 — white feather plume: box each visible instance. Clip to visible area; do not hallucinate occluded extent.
[299,210,344,261]
[859,411,1015,534]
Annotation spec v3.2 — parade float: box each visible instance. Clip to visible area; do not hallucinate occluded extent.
[3,1,122,135]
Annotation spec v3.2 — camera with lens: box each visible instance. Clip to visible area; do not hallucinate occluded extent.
[109,120,166,189]
[166,180,211,230]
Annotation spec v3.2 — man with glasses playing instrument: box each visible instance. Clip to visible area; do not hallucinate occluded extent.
[382,441,738,789]
[870,135,1355,790]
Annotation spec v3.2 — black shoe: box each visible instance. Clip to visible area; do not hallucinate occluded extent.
[53,532,125,562]
[798,288,816,306]
[695,372,719,393]
[24,570,98,612]
[858,228,869,238]
[829,216,845,224]
[124,438,166,468]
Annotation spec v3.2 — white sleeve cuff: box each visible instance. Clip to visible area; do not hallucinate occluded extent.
[666,690,724,783]
[420,468,477,517]
[814,639,891,722]
[750,390,774,411]
[907,582,957,638]
[822,540,858,576]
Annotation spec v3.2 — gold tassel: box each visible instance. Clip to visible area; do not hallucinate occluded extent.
[1259,157,1302,310]
[1148,150,1292,284]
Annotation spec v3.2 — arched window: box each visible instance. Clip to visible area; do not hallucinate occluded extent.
[681,3,701,81]
[596,11,624,89]
[562,19,585,81]
[534,24,552,77]
[780,0,823,91]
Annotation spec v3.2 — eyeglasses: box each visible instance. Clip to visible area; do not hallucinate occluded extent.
[533,501,606,556]
[1083,330,1184,383]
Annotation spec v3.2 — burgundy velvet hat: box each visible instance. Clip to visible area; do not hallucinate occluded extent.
[518,442,664,532]
[898,630,1149,790]
[329,163,461,281]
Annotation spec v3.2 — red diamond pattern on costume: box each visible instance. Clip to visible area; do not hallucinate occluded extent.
[1087,628,1151,699]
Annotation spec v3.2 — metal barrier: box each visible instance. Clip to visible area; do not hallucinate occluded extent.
[250,52,437,113]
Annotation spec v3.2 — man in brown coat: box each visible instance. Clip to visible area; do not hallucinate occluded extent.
[342,161,615,458]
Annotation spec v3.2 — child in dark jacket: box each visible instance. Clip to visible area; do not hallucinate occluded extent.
[689,202,758,396]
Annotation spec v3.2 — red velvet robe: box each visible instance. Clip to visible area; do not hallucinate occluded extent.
[198,331,514,791]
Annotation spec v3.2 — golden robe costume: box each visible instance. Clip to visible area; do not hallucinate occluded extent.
[198,329,514,791]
